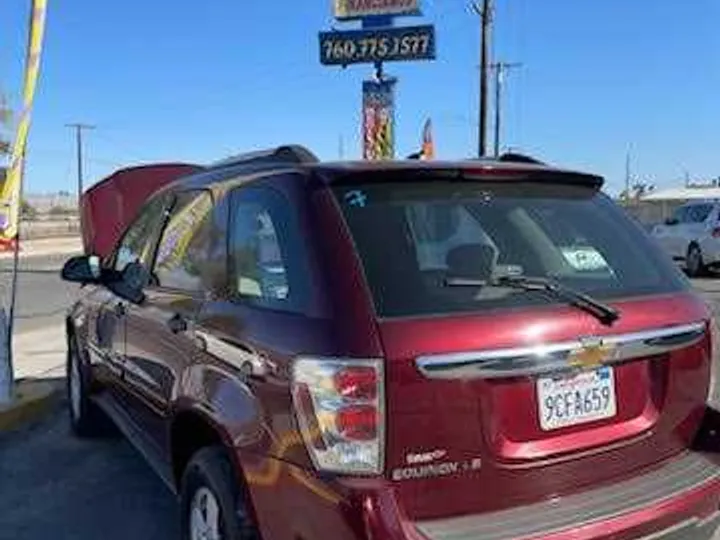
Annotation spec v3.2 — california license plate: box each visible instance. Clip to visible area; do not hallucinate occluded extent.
[537,367,617,431]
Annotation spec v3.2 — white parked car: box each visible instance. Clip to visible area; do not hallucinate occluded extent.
[651,200,720,276]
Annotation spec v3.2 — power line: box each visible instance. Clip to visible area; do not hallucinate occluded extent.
[471,0,493,158]
[65,123,94,211]
[490,61,522,157]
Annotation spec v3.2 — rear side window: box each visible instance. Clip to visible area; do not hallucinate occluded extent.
[227,186,311,313]
[332,180,688,318]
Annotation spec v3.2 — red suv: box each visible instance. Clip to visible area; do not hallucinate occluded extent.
[61,146,720,540]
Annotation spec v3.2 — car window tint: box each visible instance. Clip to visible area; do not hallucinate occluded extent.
[690,204,712,223]
[114,195,171,272]
[673,206,689,223]
[407,204,495,271]
[153,190,213,291]
[332,180,687,318]
[228,186,309,311]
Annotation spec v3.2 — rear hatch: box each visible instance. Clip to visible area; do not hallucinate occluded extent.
[329,169,713,521]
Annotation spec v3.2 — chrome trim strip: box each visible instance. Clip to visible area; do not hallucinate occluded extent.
[415,322,706,380]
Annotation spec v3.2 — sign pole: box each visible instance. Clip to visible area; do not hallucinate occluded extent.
[0,0,49,406]
[321,0,432,162]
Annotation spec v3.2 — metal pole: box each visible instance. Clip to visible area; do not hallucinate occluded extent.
[0,0,40,405]
[491,61,522,157]
[473,0,492,158]
[5,155,26,397]
[65,123,94,213]
[625,150,631,200]
[493,65,502,157]
[76,126,82,203]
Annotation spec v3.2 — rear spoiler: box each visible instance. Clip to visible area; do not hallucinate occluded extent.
[210,145,319,169]
[327,167,605,190]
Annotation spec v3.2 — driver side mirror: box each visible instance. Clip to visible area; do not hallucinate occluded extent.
[61,255,102,284]
[664,217,679,226]
[60,255,148,305]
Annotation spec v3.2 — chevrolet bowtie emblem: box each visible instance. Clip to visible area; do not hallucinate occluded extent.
[567,339,616,369]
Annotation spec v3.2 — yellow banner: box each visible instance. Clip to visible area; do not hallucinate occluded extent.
[0,0,49,242]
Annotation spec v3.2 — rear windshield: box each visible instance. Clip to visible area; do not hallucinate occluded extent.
[332,179,688,318]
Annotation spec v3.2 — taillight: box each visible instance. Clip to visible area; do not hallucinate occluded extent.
[709,321,719,406]
[712,228,720,238]
[291,357,384,475]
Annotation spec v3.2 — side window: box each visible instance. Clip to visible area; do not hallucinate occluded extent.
[228,186,308,311]
[114,194,171,272]
[153,190,214,291]
[672,206,689,224]
[690,204,712,223]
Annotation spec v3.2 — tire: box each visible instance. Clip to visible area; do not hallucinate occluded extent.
[66,331,112,437]
[686,244,705,277]
[180,446,259,540]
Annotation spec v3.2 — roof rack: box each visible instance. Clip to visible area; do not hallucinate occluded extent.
[210,145,320,169]
[497,152,545,165]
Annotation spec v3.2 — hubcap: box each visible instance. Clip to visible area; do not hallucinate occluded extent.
[190,487,222,540]
[69,342,82,421]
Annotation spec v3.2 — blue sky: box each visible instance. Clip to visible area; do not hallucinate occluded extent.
[1,0,719,195]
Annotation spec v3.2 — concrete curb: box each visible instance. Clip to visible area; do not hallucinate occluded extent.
[0,378,64,432]
[0,237,82,260]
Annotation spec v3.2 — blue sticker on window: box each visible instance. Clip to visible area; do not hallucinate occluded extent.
[344,190,367,208]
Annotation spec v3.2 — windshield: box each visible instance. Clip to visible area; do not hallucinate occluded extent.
[332,179,688,318]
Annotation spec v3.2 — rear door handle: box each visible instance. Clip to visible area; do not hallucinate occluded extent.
[167,313,188,334]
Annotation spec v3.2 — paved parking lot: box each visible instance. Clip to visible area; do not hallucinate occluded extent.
[0,403,178,539]
[691,278,720,316]
[1,279,720,539]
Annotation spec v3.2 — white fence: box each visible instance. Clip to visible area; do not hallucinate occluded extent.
[19,218,80,239]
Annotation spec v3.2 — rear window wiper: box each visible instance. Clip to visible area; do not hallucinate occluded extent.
[444,275,620,326]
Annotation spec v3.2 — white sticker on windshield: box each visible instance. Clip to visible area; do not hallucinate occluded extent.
[560,247,610,272]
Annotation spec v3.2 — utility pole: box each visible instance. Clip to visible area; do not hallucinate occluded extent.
[491,61,521,157]
[339,134,345,160]
[472,0,493,158]
[625,150,631,200]
[65,123,94,211]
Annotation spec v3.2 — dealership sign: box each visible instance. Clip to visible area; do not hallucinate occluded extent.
[334,0,421,21]
[319,25,435,65]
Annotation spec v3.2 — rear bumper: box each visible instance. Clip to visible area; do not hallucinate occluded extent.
[413,451,720,540]
[243,450,720,540]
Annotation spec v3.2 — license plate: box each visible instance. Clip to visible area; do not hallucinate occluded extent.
[537,367,617,431]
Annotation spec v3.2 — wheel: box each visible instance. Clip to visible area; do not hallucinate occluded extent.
[686,244,705,277]
[180,446,258,540]
[66,331,112,437]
